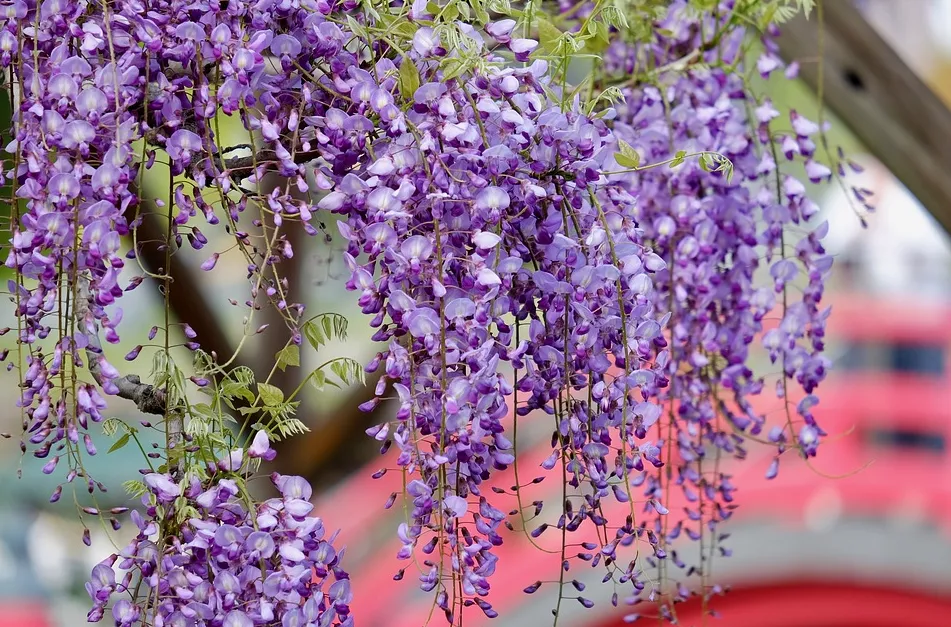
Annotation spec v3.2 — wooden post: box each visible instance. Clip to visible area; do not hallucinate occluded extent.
[776,1,951,237]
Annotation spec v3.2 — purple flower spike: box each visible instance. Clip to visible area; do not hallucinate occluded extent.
[401,235,433,262]
[473,231,502,249]
[274,473,313,501]
[443,495,468,518]
[4,0,839,621]
[790,110,819,136]
[415,82,447,104]
[804,159,832,183]
[756,53,781,77]
[413,28,439,57]
[405,308,441,337]
[112,600,139,625]
[218,449,243,471]
[223,610,254,627]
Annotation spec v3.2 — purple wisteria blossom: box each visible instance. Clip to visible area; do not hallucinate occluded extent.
[599,1,839,616]
[86,437,351,626]
[0,0,845,623]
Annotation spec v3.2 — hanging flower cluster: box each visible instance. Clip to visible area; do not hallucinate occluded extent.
[0,0,843,623]
[333,26,669,619]
[593,3,839,617]
[86,433,353,626]
[3,0,136,476]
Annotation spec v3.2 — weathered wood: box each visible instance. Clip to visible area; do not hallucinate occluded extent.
[776,1,951,237]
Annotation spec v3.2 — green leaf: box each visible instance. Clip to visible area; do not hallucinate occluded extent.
[617,138,637,158]
[582,20,611,55]
[722,161,735,183]
[327,357,366,386]
[442,1,459,21]
[335,316,348,340]
[391,20,417,40]
[615,139,641,169]
[472,0,489,25]
[537,17,563,55]
[101,417,128,437]
[331,360,348,383]
[398,55,421,101]
[800,0,815,19]
[600,5,627,30]
[442,59,466,82]
[302,320,325,350]
[123,480,147,498]
[699,153,714,172]
[615,153,640,169]
[276,344,300,371]
[190,402,221,422]
[221,378,255,403]
[108,433,131,454]
[309,369,327,391]
[346,15,366,39]
[258,382,285,407]
[273,418,310,438]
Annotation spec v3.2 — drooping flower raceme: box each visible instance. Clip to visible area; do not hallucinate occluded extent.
[0,0,846,624]
[592,3,839,616]
[86,434,353,626]
[324,23,679,618]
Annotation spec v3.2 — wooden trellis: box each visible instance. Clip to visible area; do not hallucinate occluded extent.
[777,0,951,237]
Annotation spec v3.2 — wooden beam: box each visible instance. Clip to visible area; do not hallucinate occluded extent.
[776,1,951,237]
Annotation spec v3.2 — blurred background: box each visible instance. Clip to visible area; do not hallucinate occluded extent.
[2,1,951,626]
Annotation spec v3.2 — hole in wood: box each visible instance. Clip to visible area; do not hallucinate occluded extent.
[843,68,865,90]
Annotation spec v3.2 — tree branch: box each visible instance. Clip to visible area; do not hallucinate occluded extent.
[123,143,385,486]
[218,148,322,179]
[78,281,167,415]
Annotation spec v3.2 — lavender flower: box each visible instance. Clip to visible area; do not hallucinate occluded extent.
[1,0,844,623]
[87,469,350,626]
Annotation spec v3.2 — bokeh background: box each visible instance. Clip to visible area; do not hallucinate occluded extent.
[2,1,951,625]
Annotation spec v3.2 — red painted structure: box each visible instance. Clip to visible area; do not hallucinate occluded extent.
[593,582,951,627]
[317,292,951,626]
[0,603,53,627]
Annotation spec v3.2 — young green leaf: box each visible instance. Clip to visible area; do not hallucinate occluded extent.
[615,139,641,169]
[398,56,421,100]
[309,369,327,391]
[276,344,300,371]
[302,320,325,350]
[537,17,563,55]
[615,153,640,169]
[258,382,285,407]
[107,433,131,454]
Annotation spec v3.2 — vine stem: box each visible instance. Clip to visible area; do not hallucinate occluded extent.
[165,174,183,482]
